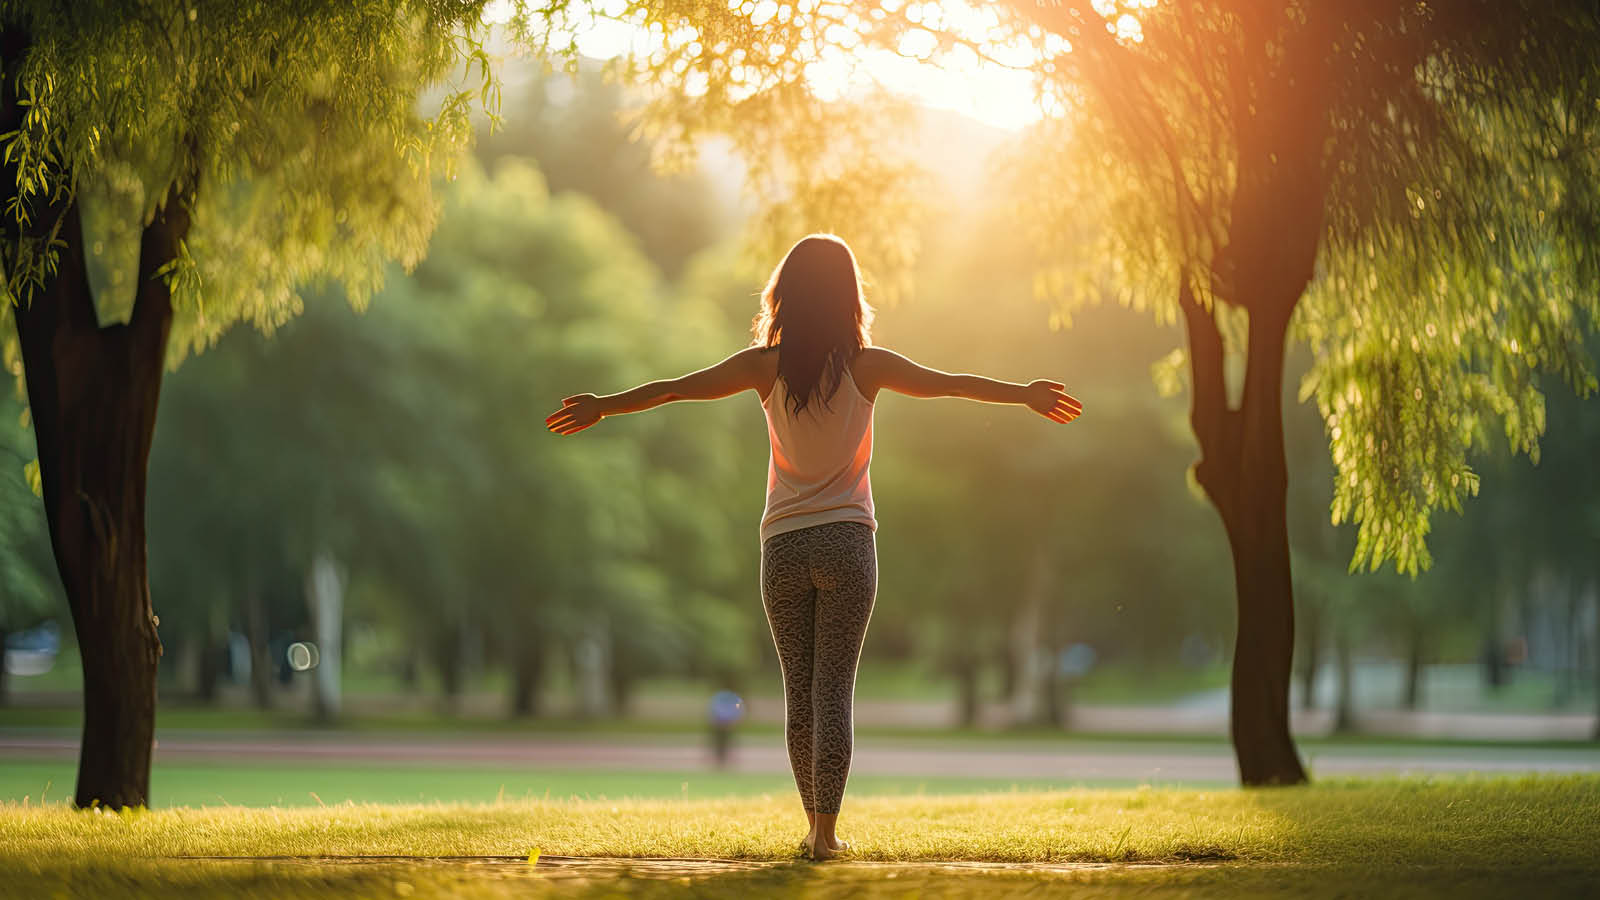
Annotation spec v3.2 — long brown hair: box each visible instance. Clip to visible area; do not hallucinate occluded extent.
[751,234,874,416]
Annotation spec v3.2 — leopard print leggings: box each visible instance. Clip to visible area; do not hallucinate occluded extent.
[760,521,877,815]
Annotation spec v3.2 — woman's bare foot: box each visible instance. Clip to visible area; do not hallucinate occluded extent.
[803,832,845,861]
[801,833,849,852]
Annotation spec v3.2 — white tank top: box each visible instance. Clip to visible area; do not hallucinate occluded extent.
[759,366,876,542]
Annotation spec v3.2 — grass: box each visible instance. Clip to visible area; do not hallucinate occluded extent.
[0,760,1135,808]
[1,777,1597,898]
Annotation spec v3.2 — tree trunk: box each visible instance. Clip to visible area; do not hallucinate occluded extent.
[1298,595,1321,711]
[510,637,544,718]
[574,625,612,718]
[1554,579,1580,708]
[243,577,274,710]
[1042,658,1068,729]
[610,670,633,717]
[1180,286,1308,785]
[999,645,1018,702]
[1591,578,1599,741]
[306,551,345,722]
[196,635,222,704]
[434,624,464,714]
[4,25,197,808]
[1334,625,1356,734]
[11,202,183,810]
[1482,586,1507,691]
[954,657,979,728]
[1403,619,1425,710]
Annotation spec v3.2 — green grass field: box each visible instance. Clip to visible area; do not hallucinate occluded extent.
[0,759,1124,808]
[2,777,1596,898]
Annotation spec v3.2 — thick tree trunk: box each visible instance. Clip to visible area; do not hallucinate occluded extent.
[4,25,194,808]
[1222,512,1305,782]
[11,200,183,808]
[1181,286,1308,786]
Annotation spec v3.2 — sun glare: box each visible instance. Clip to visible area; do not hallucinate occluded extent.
[489,0,1068,131]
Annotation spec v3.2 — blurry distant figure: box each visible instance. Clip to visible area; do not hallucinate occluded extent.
[546,233,1082,860]
[708,689,745,768]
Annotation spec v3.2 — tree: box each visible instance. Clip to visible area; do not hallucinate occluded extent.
[514,0,1600,784]
[0,1,494,808]
[1000,1,1600,781]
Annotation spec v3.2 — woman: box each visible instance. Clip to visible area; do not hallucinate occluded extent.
[545,234,1081,860]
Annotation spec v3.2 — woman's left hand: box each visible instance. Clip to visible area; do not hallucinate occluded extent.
[545,394,605,435]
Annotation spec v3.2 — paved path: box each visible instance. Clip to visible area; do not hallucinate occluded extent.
[4,731,1597,782]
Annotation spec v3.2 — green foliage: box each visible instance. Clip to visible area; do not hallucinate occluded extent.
[147,150,761,700]
[507,0,1600,576]
[998,1,1600,575]
[511,0,927,304]
[1,0,496,370]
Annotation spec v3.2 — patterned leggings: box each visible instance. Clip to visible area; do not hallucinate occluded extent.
[760,521,877,815]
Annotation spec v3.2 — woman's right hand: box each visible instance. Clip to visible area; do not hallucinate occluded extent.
[545,394,605,435]
[1025,380,1082,424]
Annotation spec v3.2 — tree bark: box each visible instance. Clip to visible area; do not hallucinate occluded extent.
[10,196,184,810]
[1180,284,1308,785]
[4,24,196,807]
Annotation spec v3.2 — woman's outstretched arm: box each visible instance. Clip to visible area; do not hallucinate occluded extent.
[855,347,1082,424]
[545,347,768,435]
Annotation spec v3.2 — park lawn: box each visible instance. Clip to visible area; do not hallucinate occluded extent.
[0,760,1133,808]
[1,777,1597,898]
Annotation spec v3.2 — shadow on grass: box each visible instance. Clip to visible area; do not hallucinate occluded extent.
[7,856,1599,900]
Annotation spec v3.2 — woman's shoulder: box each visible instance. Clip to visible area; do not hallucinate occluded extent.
[849,346,898,399]
[741,345,780,398]
[849,346,903,377]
